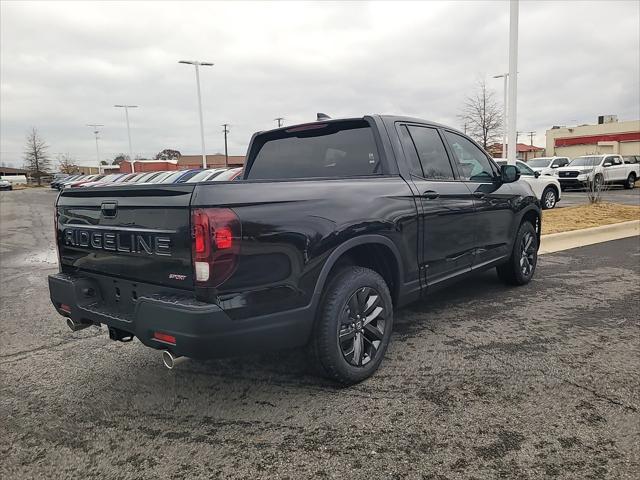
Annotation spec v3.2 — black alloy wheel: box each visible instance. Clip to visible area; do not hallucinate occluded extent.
[311,266,393,385]
[338,286,386,367]
[519,230,536,278]
[496,221,538,286]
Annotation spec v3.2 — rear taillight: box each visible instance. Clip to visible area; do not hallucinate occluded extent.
[191,208,241,287]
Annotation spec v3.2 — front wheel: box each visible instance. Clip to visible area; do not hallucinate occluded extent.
[311,266,393,385]
[624,173,636,190]
[593,174,604,190]
[496,221,538,286]
[541,187,558,209]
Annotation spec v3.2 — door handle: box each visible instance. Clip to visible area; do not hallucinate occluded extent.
[421,190,439,200]
[472,192,485,199]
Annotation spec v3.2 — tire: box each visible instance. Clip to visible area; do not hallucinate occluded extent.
[310,266,393,385]
[541,187,557,210]
[496,221,538,286]
[593,174,604,190]
[624,173,636,190]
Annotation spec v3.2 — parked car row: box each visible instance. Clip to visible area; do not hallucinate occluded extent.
[553,154,638,190]
[50,167,244,190]
[496,154,639,194]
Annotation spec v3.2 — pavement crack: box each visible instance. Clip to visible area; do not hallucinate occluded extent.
[0,333,104,364]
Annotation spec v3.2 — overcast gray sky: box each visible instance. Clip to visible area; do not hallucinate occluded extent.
[1,0,639,168]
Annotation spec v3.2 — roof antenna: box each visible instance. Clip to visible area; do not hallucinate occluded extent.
[316,112,331,121]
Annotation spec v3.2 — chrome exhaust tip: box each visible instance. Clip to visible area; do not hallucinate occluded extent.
[66,318,91,332]
[162,350,187,369]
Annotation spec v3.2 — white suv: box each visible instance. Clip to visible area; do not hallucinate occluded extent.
[555,154,639,190]
[495,160,561,209]
[527,157,570,176]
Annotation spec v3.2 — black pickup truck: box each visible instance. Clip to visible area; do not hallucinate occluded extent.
[49,115,541,384]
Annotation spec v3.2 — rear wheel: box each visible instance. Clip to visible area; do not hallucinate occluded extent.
[541,187,557,209]
[624,173,636,189]
[496,221,538,286]
[311,266,393,385]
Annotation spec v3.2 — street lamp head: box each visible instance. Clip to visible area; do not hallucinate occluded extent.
[114,105,139,108]
[179,60,213,66]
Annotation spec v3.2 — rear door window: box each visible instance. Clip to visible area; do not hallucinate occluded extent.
[247,120,381,179]
[406,126,455,180]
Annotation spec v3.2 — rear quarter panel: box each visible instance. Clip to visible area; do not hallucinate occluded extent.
[192,177,418,320]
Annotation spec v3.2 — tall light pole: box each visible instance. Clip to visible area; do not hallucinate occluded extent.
[179,60,214,168]
[221,123,229,167]
[114,104,138,173]
[507,0,519,165]
[493,73,508,158]
[87,124,104,173]
[274,117,284,128]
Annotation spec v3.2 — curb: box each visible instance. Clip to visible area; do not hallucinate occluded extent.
[539,220,640,254]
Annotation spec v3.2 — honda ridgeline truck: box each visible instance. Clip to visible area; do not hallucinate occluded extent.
[49,115,541,384]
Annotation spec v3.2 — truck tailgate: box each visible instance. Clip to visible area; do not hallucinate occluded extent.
[56,184,195,290]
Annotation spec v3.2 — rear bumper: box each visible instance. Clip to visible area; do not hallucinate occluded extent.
[48,272,314,359]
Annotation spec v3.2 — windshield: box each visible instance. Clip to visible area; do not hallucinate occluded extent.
[96,174,119,182]
[174,170,200,183]
[528,158,552,168]
[160,171,185,183]
[132,172,161,183]
[215,168,243,181]
[147,171,173,183]
[569,156,602,167]
[186,169,221,183]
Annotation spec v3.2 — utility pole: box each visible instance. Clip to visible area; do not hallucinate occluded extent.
[492,73,508,158]
[87,124,104,173]
[274,117,284,128]
[179,60,214,168]
[527,131,536,146]
[222,123,229,167]
[114,105,138,173]
[506,0,519,165]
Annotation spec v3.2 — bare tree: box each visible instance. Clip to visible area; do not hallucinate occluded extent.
[57,154,79,174]
[583,158,609,204]
[458,80,503,149]
[23,128,51,185]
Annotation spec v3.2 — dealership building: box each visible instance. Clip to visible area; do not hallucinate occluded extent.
[545,116,640,158]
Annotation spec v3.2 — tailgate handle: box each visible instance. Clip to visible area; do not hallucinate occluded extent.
[101,201,118,218]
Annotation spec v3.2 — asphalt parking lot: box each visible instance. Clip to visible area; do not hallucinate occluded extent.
[559,186,640,208]
[1,188,638,480]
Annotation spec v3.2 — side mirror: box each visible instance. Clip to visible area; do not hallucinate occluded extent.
[500,164,520,183]
[551,164,559,168]
[534,171,541,178]
[603,161,612,167]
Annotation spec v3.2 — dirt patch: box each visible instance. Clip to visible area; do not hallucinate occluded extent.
[542,202,640,235]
